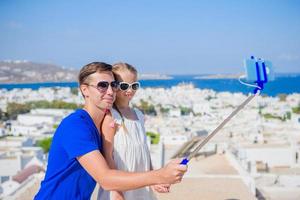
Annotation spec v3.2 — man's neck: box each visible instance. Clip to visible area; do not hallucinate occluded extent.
[83,104,106,131]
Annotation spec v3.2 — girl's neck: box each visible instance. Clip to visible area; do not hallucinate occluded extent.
[114,99,130,109]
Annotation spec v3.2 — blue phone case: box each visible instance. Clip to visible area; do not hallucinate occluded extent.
[244,58,274,82]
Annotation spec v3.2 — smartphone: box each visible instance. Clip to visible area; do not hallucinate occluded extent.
[244,58,275,82]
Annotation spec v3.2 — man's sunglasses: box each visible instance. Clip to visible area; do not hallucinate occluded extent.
[119,82,140,91]
[86,81,119,92]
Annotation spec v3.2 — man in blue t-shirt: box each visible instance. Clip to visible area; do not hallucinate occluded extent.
[35,62,187,199]
[35,109,102,199]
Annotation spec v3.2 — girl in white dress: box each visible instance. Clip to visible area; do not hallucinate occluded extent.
[98,63,170,200]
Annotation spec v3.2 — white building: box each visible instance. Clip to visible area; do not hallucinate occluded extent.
[9,108,73,136]
[17,114,57,126]
[30,108,72,118]
[0,137,33,148]
[192,102,211,115]
[168,108,181,117]
[0,127,5,137]
[237,144,298,169]
[160,135,190,145]
[0,147,44,178]
[0,180,20,197]
[10,125,45,136]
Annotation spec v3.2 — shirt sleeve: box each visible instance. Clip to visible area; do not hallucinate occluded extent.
[134,108,145,124]
[60,120,99,159]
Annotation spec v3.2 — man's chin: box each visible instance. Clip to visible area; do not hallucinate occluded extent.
[98,102,113,111]
[105,104,113,110]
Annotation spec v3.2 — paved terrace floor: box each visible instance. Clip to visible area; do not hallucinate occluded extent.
[156,154,256,200]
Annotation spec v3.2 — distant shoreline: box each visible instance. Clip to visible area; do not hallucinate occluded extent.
[0,81,78,85]
[2,73,300,84]
[0,75,174,84]
[1,73,300,85]
[194,74,242,79]
[138,74,173,80]
[1,75,300,97]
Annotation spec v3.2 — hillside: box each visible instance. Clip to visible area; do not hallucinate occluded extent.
[0,60,78,83]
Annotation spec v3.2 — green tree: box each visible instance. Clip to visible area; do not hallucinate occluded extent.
[36,137,53,153]
[205,95,214,101]
[261,94,269,98]
[71,87,79,95]
[26,100,79,110]
[179,106,192,115]
[146,132,160,144]
[137,100,157,116]
[6,103,31,119]
[263,113,289,121]
[26,100,51,109]
[0,108,3,120]
[258,107,262,116]
[292,104,300,114]
[160,107,170,114]
[263,113,281,120]
[285,111,291,120]
[52,100,78,109]
[278,93,287,102]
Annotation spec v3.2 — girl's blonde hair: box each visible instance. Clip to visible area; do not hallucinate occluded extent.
[112,62,138,79]
[112,62,138,133]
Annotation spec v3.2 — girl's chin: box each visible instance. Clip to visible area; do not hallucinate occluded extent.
[125,94,133,99]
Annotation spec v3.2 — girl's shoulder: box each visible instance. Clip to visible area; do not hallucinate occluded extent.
[133,107,145,122]
[110,108,123,125]
[133,107,143,115]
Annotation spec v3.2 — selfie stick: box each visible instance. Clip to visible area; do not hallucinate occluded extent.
[180,56,271,165]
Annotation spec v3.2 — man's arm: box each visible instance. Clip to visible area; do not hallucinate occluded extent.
[77,150,186,191]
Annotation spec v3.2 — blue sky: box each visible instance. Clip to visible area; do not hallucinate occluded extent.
[0,0,299,74]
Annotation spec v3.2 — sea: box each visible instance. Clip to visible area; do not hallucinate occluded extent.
[1,74,300,97]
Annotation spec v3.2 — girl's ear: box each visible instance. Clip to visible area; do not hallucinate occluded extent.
[80,84,89,98]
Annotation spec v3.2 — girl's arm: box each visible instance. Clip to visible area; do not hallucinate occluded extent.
[101,112,118,170]
[101,112,124,199]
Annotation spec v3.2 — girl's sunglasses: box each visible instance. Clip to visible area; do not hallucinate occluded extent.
[86,80,119,92]
[119,82,140,91]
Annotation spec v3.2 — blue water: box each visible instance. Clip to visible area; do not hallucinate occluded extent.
[1,75,300,96]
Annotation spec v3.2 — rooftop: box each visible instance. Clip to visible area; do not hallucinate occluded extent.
[13,165,44,184]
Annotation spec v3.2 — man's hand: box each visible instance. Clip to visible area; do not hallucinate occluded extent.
[159,158,187,184]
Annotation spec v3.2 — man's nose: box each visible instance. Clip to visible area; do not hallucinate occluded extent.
[106,85,114,95]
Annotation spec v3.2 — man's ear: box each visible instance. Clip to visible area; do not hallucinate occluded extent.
[80,84,89,98]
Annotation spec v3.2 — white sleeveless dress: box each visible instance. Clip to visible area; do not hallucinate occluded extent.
[97,108,157,200]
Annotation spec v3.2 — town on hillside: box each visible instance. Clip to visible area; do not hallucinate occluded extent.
[0,84,300,200]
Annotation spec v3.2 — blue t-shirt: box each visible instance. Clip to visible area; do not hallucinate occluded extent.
[35,109,102,200]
